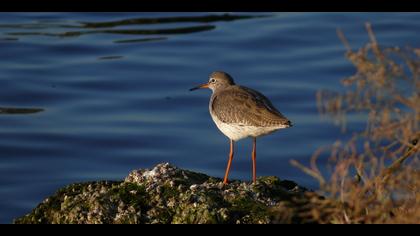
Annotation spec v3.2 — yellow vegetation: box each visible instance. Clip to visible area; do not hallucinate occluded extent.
[291,23,420,224]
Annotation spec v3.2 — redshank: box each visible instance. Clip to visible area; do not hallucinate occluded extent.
[190,71,292,184]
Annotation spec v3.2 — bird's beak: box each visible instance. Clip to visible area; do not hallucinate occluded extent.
[189,83,209,91]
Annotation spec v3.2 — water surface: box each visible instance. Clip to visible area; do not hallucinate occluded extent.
[1,12,420,223]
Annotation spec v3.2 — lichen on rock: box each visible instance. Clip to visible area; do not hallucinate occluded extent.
[14,162,312,224]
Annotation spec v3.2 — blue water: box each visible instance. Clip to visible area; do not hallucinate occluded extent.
[0,12,419,223]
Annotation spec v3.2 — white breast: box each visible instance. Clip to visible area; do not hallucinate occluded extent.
[210,111,282,141]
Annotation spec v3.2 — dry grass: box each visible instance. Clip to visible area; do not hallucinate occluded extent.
[289,22,420,224]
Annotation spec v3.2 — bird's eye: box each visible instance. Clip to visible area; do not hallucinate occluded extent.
[210,78,216,83]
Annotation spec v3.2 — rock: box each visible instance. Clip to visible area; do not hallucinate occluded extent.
[14,162,313,224]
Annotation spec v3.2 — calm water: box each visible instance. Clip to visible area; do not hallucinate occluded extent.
[1,12,420,223]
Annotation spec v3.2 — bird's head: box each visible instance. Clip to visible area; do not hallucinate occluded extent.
[190,71,235,92]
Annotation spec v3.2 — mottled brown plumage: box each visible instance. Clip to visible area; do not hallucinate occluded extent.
[190,71,293,184]
[211,85,291,128]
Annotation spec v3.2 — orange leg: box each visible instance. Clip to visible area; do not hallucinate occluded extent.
[223,139,234,184]
[252,137,257,184]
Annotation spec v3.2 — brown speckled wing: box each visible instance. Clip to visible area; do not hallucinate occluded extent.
[211,86,291,127]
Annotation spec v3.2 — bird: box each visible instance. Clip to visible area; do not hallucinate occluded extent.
[190,71,292,184]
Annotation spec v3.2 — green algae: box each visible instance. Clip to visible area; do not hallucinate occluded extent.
[14,163,311,224]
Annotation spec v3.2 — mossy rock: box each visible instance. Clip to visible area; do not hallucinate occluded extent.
[14,163,313,224]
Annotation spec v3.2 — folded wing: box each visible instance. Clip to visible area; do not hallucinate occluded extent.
[211,86,291,128]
